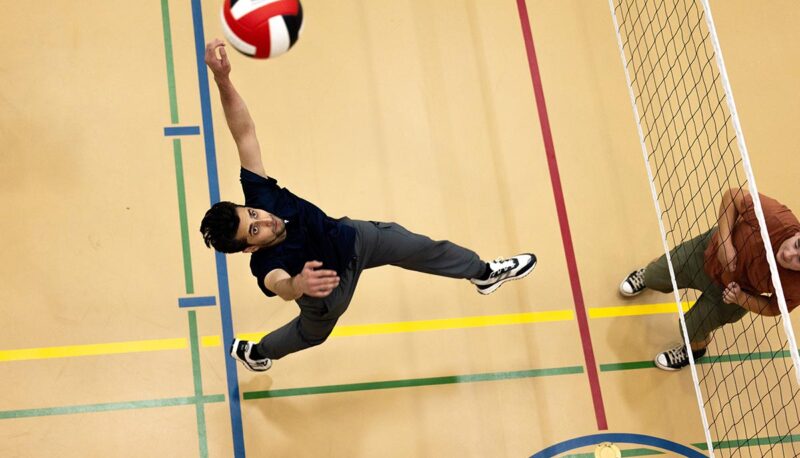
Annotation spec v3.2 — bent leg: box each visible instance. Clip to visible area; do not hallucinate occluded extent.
[644,228,716,293]
[256,314,338,360]
[682,287,747,349]
[357,220,485,279]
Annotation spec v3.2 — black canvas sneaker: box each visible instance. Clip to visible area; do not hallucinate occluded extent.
[619,268,646,297]
[654,343,707,371]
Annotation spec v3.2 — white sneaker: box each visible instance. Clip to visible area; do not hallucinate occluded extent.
[230,339,272,372]
[619,268,646,297]
[654,343,706,371]
[470,253,537,295]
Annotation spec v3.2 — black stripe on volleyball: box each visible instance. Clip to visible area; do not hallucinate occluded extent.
[283,1,303,47]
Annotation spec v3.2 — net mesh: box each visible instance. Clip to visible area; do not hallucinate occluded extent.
[610,0,800,455]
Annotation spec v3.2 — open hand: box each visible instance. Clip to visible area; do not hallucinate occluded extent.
[204,39,231,79]
[295,261,340,298]
[722,282,743,305]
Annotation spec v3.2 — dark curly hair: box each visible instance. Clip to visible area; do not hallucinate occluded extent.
[199,201,249,253]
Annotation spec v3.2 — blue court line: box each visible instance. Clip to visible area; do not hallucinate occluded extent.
[164,126,201,136]
[188,1,245,457]
[531,433,706,458]
[179,296,217,308]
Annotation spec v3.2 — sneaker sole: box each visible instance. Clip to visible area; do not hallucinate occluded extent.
[229,339,272,372]
[229,339,242,360]
[477,258,537,295]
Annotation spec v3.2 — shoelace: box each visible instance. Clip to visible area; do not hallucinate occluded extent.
[627,269,646,290]
[489,258,517,278]
[666,345,688,365]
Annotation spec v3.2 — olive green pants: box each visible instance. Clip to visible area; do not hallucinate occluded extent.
[644,228,747,343]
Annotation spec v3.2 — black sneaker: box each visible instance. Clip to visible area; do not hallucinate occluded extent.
[470,253,537,295]
[654,343,706,371]
[619,268,646,297]
[230,339,272,372]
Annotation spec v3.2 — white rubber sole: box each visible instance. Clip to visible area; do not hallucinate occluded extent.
[618,280,644,297]
[476,258,537,295]
[230,339,272,372]
[653,351,686,371]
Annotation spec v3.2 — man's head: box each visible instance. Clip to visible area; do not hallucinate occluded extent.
[200,201,287,253]
[777,232,800,271]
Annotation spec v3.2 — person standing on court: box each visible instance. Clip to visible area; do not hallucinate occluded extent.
[199,39,537,372]
[619,188,800,371]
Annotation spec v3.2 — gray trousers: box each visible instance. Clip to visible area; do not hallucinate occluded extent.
[644,228,747,343]
[256,219,486,359]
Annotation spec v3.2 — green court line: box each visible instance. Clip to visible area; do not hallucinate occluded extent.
[0,395,225,419]
[693,433,800,450]
[600,350,794,372]
[160,0,194,294]
[600,361,655,372]
[188,311,208,458]
[243,366,584,400]
[701,349,790,364]
[619,450,664,457]
[160,0,179,123]
[174,138,194,293]
[562,449,664,457]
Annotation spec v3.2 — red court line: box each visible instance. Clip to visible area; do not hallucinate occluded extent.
[514,0,608,430]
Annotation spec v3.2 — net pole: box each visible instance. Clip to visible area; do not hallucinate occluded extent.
[699,0,800,386]
[608,1,715,454]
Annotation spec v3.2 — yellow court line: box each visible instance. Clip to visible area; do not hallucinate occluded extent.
[588,301,692,319]
[212,310,576,346]
[0,338,187,362]
[202,335,221,347]
[331,310,574,337]
[1,303,691,361]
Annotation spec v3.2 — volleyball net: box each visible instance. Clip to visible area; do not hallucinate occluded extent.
[609,0,800,455]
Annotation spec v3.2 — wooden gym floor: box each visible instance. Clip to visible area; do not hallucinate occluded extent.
[1,0,799,456]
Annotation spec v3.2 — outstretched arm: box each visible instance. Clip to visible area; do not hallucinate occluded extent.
[204,39,266,178]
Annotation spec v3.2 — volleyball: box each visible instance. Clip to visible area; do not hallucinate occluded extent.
[221,0,304,59]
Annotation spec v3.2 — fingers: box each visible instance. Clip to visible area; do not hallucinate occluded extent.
[301,261,340,297]
[305,275,340,297]
[206,38,224,51]
[204,39,226,65]
[308,286,337,298]
[722,282,739,304]
[308,276,340,289]
[307,281,339,297]
[309,270,338,279]
[304,262,337,277]
[722,290,733,304]
[722,289,733,304]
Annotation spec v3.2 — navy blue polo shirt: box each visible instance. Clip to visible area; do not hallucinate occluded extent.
[240,168,356,297]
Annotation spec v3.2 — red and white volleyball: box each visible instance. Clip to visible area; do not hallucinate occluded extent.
[221,0,304,59]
